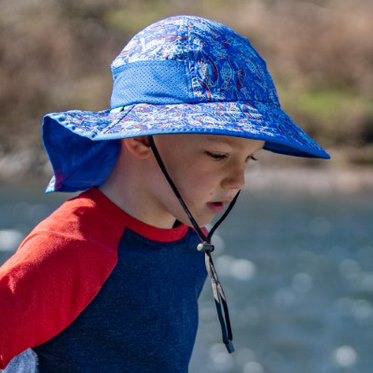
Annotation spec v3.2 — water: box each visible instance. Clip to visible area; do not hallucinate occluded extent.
[1,182,372,372]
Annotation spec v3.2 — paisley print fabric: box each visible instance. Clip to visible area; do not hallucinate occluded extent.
[111,16,279,104]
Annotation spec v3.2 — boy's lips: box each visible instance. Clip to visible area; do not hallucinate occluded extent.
[207,201,228,213]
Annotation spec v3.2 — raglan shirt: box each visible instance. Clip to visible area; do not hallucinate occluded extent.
[0,188,208,372]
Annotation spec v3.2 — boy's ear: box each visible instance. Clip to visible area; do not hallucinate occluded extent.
[121,137,152,159]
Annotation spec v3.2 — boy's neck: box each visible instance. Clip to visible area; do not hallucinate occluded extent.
[97,182,179,230]
[97,141,183,230]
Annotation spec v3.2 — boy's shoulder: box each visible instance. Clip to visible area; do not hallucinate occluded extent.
[31,188,125,247]
[1,187,124,310]
[3,187,127,287]
[0,189,124,369]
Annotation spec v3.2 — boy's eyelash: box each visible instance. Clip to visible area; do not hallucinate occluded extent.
[205,151,258,161]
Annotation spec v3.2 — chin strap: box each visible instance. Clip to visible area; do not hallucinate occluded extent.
[148,135,240,354]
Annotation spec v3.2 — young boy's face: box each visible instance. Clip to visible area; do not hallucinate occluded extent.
[147,134,265,228]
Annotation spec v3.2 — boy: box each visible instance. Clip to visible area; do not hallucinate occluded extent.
[0,15,330,372]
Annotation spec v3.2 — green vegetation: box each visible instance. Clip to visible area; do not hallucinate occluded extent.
[280,88,373,147]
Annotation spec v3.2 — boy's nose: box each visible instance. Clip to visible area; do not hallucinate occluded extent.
[221,166,246,191]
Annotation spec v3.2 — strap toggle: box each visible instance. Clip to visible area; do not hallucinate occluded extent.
[197,242,215,253]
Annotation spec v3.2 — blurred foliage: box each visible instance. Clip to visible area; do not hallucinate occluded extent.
[0,0,372,179]
[280,88,373,146]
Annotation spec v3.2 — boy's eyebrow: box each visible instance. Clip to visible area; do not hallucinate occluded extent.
[205,137,235,144]
[204,137,263,155]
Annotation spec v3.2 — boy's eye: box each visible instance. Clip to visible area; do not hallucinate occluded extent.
[205,151,258,162]
[206,151,228,160]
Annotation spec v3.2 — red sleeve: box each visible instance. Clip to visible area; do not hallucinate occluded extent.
[0,228,118,369]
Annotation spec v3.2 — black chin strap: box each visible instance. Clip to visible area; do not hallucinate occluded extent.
[148,135,240,354]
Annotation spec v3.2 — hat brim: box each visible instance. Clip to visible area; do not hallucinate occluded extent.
[43,100,330,192]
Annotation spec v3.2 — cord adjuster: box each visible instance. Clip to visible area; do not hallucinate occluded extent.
[197,241,215,253]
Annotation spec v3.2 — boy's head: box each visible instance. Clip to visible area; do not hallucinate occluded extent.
[100,134,264,228]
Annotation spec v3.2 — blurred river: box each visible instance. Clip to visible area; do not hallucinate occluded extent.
[0,182,372,372]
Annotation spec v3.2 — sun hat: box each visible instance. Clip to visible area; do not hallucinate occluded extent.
[41,14,331,354]
[42,14,330,194]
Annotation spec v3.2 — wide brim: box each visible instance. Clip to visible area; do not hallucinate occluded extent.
[42,100,331,192]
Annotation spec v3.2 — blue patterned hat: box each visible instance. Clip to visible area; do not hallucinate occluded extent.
[43,15,331,193]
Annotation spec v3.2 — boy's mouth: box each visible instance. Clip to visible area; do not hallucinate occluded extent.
[207,201,225,213]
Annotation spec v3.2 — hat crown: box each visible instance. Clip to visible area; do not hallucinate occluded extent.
[111,15,280,105]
